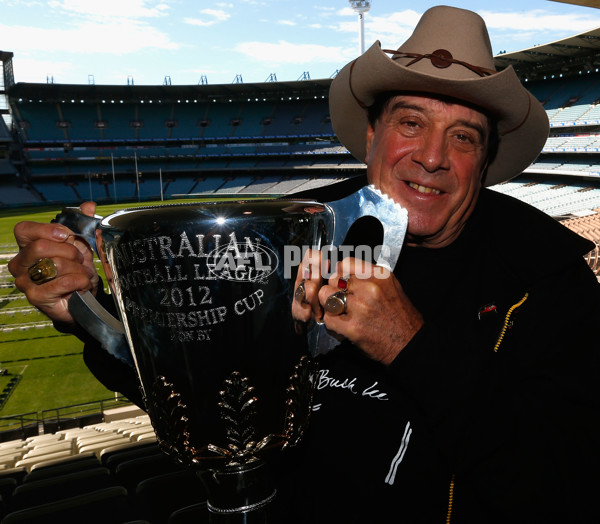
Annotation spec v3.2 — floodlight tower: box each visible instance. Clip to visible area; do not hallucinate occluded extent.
[349,0,371,55]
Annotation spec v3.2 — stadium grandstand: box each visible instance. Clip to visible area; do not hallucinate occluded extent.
[3,34,600,278]
[2,28,600,218]
[2,29,600,217]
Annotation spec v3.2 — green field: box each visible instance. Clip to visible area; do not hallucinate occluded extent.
[0,198,220,422]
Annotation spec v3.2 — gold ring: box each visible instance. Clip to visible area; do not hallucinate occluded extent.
[294,279,306,303]
[28,258,58,285]
[324,290,348,316]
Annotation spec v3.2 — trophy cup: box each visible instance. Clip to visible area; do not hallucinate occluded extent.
[53,185,407,522]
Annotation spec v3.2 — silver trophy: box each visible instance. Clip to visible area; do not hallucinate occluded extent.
[53,185,407,522]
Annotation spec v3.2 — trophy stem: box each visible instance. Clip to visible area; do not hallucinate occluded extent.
[201,460,276,523]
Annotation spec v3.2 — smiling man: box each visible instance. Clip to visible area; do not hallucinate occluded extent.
[365,94,491,247]
[286,5,600,523]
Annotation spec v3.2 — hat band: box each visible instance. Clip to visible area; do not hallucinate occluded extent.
[347,49,499,111]
[383,49,498,78]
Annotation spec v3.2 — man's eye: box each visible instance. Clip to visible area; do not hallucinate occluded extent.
[455,133,473,143]
[402,120,419,128]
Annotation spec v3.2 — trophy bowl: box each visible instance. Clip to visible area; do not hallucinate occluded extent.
[53,186,408,521]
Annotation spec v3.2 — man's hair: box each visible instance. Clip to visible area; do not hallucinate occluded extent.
[366,91,499,170]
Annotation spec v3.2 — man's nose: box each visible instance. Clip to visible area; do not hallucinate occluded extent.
[412,131,449,173]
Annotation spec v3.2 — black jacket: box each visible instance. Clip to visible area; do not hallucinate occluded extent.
[275,187,600,523]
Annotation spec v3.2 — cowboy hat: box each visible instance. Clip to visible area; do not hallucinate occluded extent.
[329,5,549,187]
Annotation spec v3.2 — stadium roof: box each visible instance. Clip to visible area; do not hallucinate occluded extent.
[549,0,600,8]
[494,25,600,81]
[8,78,333,104]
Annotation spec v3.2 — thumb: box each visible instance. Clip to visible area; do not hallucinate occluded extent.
[80,201,97,217]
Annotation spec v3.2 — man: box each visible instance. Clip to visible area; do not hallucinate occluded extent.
[9,6,600,523]
[283,6,599,523]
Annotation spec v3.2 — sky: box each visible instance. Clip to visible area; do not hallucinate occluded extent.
[2,0,600,86]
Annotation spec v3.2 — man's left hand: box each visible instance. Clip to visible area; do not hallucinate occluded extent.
[318,258,424,365]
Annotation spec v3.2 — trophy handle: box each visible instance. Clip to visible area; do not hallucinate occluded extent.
[325,184,408,270]
[52,206,102,255]
[308,185,409,355]
[53,208,134,367]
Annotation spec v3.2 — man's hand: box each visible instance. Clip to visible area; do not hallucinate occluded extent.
[292,252,423,365]
[8,202,100,325]
[291,249,325,326]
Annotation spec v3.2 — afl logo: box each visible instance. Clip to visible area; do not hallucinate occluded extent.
[206,241,279,283]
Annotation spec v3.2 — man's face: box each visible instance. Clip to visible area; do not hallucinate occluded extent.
[365,94,490,248]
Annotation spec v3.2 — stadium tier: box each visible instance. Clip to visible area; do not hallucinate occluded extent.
[3,34,600,218]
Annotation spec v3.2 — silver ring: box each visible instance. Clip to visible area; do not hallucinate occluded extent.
[324,290,348,316]
[294,279,306,303]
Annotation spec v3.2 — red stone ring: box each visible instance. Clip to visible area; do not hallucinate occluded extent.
[337,276,349,292]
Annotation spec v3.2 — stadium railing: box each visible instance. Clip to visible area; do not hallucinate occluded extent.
[0,397,136,443]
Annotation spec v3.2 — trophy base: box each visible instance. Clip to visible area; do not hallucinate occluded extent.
[201,459,276,523]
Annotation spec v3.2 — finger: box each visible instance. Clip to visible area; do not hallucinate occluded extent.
[80,201,97,217]
[25,272,95,324]
[294,249,323,287]
[10,240,85,273]
[331,258,391,283]
[72,236,95,260]
[292,278,323,322]
[318,282,343,312]
[292,249,325,322]
[13,221,70,250]
[13,252,94,290]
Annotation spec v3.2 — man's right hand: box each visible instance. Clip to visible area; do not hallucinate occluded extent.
[8,201,100,325]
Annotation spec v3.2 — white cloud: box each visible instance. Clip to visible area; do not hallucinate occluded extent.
[12,57,73,83]
[200,8,230,21]
[0,20,178,55]
[48,0,170,20]
[278,20,296,26]
[1,0,177,59]
[479,9,600,34]
[235,40,354,65]
[184,8,230,27]
[338,7,356,17]
[328,9,420,48]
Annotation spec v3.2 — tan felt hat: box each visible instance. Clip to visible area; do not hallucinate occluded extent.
[329,5,549,186]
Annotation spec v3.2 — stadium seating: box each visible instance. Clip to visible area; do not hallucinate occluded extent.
[0,414,213,523]
[491,177,600,216]
[6,71,600,211]
[562,213,600,277]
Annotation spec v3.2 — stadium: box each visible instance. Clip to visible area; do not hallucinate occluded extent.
[0,1,600,521]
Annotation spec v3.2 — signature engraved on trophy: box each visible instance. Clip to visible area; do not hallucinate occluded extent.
[148,356,316,468]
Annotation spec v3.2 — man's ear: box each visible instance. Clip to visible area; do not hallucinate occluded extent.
[365,123,375,163]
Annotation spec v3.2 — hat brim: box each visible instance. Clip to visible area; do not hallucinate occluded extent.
[330,42,549,187]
